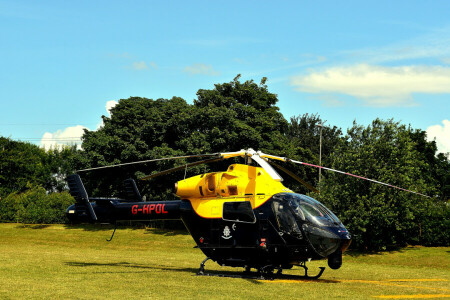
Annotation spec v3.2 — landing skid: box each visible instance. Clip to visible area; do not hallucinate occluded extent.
[197,257,326,280]
[296,261,326,280]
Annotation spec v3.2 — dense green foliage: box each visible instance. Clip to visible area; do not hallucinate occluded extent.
[0,76,448,250]
[0,138,77,223]
[76,76,300,199]
[0,137,77,198]
[0,186,75,223]
[317,119,448,250]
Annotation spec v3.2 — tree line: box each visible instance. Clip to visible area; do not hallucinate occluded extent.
[1,76,448,250]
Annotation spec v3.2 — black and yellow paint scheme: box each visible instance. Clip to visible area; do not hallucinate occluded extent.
[66,150,352,278]
[175,163,293,219]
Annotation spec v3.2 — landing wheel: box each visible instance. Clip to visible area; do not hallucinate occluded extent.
[197,257,210,275]
[276,267,283,275]
[258,265,275,279]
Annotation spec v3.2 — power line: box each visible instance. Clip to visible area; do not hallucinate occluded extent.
[18,137,82,139]
[12,137,83,142]
[0,123,97,126]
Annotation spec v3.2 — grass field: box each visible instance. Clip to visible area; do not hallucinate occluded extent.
[0,223,448,299]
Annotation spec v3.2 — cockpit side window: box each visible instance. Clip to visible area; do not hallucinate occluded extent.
[223,201,256,223]
[272,200,302,238]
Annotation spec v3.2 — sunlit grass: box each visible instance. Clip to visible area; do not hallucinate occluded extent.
[0,223,448,299]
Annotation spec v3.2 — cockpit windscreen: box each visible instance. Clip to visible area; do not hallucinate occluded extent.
[273,193,342,227]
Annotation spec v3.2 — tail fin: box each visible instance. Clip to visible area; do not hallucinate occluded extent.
[67,174,98,221]
[123,178,142,201]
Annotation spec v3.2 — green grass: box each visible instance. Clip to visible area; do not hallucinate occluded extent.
[0,223,448,299]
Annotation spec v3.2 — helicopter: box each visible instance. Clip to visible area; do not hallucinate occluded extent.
[66,149,429,279]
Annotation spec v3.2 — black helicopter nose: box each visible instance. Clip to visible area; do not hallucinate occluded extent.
[340,235,352,253]
[328,237,352,270]
[302,224,351,258]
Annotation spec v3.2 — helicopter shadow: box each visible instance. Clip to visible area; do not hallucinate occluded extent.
[143,227,189,236]
[64,261,260,283]
[16,224,52,229]
[65,261,338,284]
[63,224,189,236]
[64,224,117,232]
[65,261,199,275]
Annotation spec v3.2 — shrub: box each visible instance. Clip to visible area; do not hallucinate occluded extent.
[0,186,75,224]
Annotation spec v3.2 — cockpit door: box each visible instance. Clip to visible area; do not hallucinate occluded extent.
[272,200,303,239]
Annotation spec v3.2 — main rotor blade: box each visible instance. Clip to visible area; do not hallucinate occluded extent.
[268,161,319,193]
[288,159,431,198]
[140,157,224,180]
[76,153,220,173]
[220,149,248,159]
[258,151,430,198]
[251,154,283,181]
[140,148,283,181]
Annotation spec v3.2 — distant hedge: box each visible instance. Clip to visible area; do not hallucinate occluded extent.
[0,186,75,224]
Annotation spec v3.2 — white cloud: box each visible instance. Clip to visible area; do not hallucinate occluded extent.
[342,26,450,64]
[129,61,158,70]
[183,63,220,76]
[40,100,119,149]
[106,100,118,115]
[40,125,87,150]
[290,64,450,107]
[248,55,327,78]
[426,120,450,154]
[132,61,150,70]
[96,100,118,129]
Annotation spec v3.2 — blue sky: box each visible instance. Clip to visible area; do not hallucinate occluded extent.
[1,0,449,153]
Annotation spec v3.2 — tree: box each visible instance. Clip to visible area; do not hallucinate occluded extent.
[287,113,343,192]
[77,77,300,199]
[0,186,74,223]
[0,137,47,197]
[318,119,442,250]
[76,96,194,199]
[408,128,450,201]
[0,137,77,198]
[193,75,290,153]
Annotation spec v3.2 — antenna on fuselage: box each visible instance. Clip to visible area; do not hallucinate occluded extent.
[244,154,252,165]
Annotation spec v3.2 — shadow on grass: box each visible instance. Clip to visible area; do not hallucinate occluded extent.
[144,227,189,236]
[63,224,116,231]
[65,261,338,284]
[62,223,189,236]
[16,224,52,229]
[66,261,205,277]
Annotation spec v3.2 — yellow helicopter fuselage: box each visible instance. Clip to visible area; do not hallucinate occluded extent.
[175,164,293,219]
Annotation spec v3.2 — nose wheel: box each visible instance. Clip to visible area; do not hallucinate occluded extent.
[197,257,210,275]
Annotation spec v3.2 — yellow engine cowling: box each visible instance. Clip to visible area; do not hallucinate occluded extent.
[174,173,219,198]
